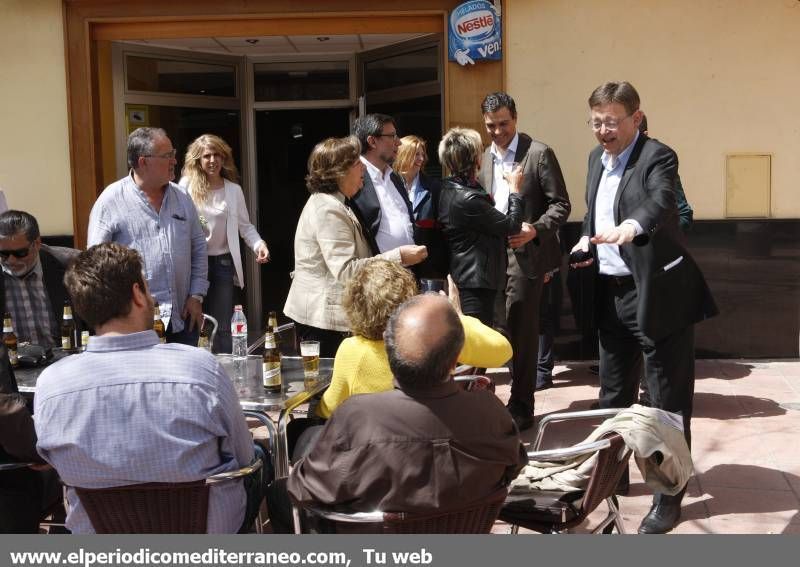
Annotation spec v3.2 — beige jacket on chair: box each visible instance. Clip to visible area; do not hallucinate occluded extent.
[284,191,402,332]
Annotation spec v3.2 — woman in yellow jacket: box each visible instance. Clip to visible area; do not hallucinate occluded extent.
[317,259,512,418]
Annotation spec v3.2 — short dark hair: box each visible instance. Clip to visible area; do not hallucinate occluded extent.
[639,113,648,134]
[481,92,517,118]
[588,82,641,115]
[0,210,40,242]
[305,136,361,194]
[127,127,168,170]
[352,114,396,155]
[384,295,465,388]
[65,243,146,328]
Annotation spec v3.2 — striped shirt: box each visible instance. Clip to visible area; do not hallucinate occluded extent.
[87,173,209,332]
[34,330,254,533]
[2,258,57,347]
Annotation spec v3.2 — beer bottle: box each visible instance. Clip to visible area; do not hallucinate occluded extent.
[3,312,18,367]
[61,301,76,351]
[262,330,282,393]
[267,310,280,348]
[153,303,166,344]
[198,318,212,351]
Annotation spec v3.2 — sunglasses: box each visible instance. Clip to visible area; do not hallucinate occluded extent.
[0,242,33,259]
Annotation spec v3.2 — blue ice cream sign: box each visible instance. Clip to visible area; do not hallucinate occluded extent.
[448,0,502,65]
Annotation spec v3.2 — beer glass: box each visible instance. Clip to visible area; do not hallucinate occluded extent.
[419,278,446,295]
[300,340,320,388]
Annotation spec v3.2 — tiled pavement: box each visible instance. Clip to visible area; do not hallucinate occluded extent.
[490,360,800,534]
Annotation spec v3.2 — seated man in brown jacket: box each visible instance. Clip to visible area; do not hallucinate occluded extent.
[267,293,527,532]
[0,345,61,533]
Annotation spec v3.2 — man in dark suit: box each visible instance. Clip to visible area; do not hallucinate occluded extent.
[349,114,416,257]
[0,210,80,348]
[570,81,717,533]
[478,92,571,431]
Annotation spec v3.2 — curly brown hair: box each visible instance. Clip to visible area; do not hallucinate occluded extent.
[305,136,361,194]
[343,260,418,340]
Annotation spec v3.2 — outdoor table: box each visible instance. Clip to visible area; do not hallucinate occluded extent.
[215,354,333,478]
[14,349,73,394]
[16,349,331,479]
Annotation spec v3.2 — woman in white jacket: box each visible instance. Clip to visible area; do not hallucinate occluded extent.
[283,136,427,357]
[180,134,270,353]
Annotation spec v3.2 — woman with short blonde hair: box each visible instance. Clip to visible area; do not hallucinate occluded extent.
[179,134,269,353]
[437,126,525,324]
[316,260,513,418]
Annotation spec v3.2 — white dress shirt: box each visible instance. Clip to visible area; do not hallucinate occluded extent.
[360,156,414,252]
[595,131,643,276]
[489,132,520,214]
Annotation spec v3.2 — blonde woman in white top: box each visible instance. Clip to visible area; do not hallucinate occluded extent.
[180,134,269,353]
[283,136,427,357]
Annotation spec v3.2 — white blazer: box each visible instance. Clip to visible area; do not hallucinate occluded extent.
[283,191,402,332]
[179,178,265,288]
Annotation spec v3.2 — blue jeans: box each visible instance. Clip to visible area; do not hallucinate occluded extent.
[206,254,235,353]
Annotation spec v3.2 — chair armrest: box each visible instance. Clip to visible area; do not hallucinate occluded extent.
[527,438,612,463]
[534,408,623,450]
[0,462,37,471]
[206,458,263,485]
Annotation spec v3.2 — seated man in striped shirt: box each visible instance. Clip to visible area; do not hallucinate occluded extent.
[34,243,261,533]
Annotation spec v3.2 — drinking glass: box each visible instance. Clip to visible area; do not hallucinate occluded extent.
[300,340,320,388]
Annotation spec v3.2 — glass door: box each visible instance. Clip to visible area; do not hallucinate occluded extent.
[357,34,444,175]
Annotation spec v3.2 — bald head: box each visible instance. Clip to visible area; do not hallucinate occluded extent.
[385,294,465,388]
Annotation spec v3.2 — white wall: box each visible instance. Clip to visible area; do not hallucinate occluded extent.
[0,0,72,234]
[506,0,800,221]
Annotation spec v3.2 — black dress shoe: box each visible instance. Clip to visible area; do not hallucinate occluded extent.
[638,490,684,534]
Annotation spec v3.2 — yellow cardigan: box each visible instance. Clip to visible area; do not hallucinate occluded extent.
[317,315,512,418]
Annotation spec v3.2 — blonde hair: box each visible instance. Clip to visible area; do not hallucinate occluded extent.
[305,136,361,194]
[181,134,240,204]
[343,260,418,340]
[394,135,428,181]
[438,127,483,178]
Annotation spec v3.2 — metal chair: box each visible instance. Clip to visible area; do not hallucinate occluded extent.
[73,459,263,534]
[292,486,508,534]
[499,409,631,534]
[199,313,218,352]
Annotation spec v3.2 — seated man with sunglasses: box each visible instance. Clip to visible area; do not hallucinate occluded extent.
[0,210,80,349]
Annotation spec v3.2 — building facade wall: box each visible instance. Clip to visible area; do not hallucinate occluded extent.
[505,0,800,222]
[0,0,72,234]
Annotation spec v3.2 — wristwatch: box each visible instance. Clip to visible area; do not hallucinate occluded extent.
[191,294,204,304]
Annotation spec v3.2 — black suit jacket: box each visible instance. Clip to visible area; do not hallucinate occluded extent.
[582,135,717,340]
[347,166,413,257]
[0,245,81,344]
[479,133,571,278]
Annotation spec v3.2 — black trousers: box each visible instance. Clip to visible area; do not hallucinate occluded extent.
[537,271,562,384]
[596,275,695,446]
[495,251,545,415]
[459,288,497,326]
[294,322,349,359]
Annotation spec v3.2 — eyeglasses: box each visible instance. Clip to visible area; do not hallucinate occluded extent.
[587,114,633,132]
[144,149,177,159]
[374,132,399,140]
[0,242,34,259]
